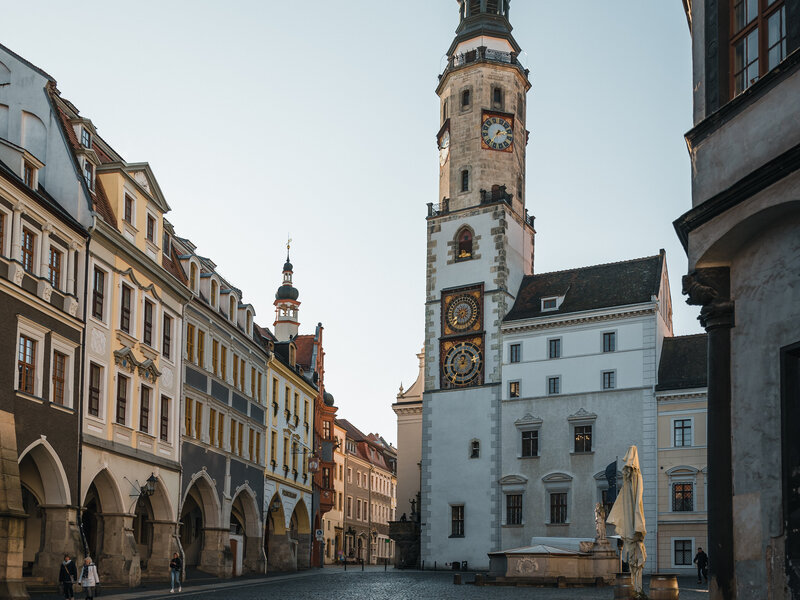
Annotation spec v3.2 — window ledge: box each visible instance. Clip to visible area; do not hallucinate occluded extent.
[571,451,595,456]
[16,390,44,404]
[448,534,465,539]
[546,523,570,527]
[49,402,75,414]
[519,455,540,460]
[502,524,524,529]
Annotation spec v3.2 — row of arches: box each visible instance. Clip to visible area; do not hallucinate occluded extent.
[16,439,311,584]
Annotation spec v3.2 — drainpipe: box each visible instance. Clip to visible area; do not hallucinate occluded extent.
[683,268,735,600]
[76,226,93,557]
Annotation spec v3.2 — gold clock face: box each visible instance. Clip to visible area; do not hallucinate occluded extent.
[443,341,483,386]
[481,115,514,151]
[446,294,479,332]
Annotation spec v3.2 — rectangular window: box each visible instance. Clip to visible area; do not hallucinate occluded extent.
[48,247,62,288]
[248,428,254,460]
[673,419,692,447]
[218,412,225,449]
[304,400,309,424]
[240,358,245,391]
[602,370,616,390]
[271,431,277,464]
[197,330,205,367]
[258,373,263,402]
[186,323,195,362]
[83,161,94,189]
[251,367,256,398]
[461,169,469,192]
[143,300,154,346]
[21,228,35,273]
[547,376,560,395]
[209,408,217,443]
[211,340,219,376]
[160,396,170,442]
[255,431,261,464]
[357,499,362,520]
[162,314,172,359]
[92,268,105,320]
[285,386,290,410]
[0,213,5,252]
[451,505,465,537]
[542,297,557,310]
[550,493,568,524]
[120,285,132,333]
[674,540,693,566]
[510,343,521,363]
[238,422,244,456]
[146,215,156,242]
[140,386,151,433]
[81,127,91,148]
[88,363,101,417]
[116,375,128,425]
[672,483,694,512]
[52,351,67,405]
[220,344,227,378]
[521,430,538,457]
[24,161,35,187]
[323,421,331,440]
[233,354,239,388]
[509,381,520,398]
[574,425,592,453]
[195,401,203,440]
[283,437,289,467]
[232,421,239,454]
[548,338,561,359]
[347,496,352,518]
[162,230,171,257]
[347,468,352,483]
[731,1,786,96]
[124,195,134,224]
[603,331,616,353]
[506,494,522,525]
[185,398,193,437]
[18,335,36,394]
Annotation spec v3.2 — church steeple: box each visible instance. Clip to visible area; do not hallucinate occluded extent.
[274,242,300,341]
[451,0,519,55]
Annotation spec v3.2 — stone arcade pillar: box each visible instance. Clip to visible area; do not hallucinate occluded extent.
[267,532,295,571]
[0,410,29,600]
[683,268,735,600]
[296,533,310,569]
[143,521,179,582]
[243,533,265,573]
[32,507,82,582]
[96,514,140,587]
[200,527,231,577]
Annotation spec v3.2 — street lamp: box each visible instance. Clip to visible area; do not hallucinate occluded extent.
[141,473,158,497]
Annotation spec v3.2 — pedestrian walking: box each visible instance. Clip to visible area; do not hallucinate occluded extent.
[693,547,709,584]
[78,557,100,599]
[169,552,182,593]
[59,555,78,600]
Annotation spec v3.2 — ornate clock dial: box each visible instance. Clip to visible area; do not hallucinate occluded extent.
[446,294,479,332]
[443,341,483,386]
[439,130,450,167]
[481,116,514,151]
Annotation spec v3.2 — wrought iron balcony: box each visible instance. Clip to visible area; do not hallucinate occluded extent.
[440,46,528,80]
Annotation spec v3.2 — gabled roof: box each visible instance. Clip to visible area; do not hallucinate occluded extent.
[293,335,315,370]
[656,334,708,391]
[162,242,188,284]
[505,253,664,322]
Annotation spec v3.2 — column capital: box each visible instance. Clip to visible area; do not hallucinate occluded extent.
[682,267,735,330]
[41,223,52,235]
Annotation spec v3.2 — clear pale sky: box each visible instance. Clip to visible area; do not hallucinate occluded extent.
[0,1,700,445]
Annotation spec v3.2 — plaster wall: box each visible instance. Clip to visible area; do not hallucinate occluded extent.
[727,214,800,598]
[394,405,422,518]
[421,385,499,569]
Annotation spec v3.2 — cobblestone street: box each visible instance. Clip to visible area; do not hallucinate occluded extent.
[40,568,708,600]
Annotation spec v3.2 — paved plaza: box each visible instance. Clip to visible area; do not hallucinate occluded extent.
[33,568,709,600]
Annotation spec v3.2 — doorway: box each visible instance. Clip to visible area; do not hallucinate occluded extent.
[782,340,800,598]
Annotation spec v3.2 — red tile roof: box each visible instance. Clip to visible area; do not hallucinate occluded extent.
[294,335,315,369]
[162,243,188,284]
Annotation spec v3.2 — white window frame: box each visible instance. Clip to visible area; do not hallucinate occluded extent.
[671,416,694,448]
[602,329,618,353]
[519,427,540,458]
[49,332,78,409]
[546,489,570,525]
[159,393,173,445]
[80,126,92,149]
[85,359,108,423]
[601,369,617,390]
[161,308,177,365]
[16,316,47,397]
[118,278,137,338]
[90,262,111,328]
[82,158,95,191]
[546,375,561,395]
[139,383,154,436]
[508,380,521,399]
[502,491,525,527]
[667,467,698,513]
[671,537,695,569]
[145,210,159,245]
[113,368,133,429]
[547,336,562,359]
[141,293,158,348]
[541,296,559,311]
[509,342,521,363]
[47,240,67,291]
[0,205,11,258]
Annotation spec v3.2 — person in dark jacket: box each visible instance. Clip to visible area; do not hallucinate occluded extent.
[169,552,182,593]
[59,555,78,600]
[693,547,709,584]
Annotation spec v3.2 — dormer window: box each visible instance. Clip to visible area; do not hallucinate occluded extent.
[542,297,558,311]
[246,312,253,336]
[229,296,236,321]
[211,280,218,308]
[81,127,92,149]
[23,161,36,188]
[83,160,94,190]
[189,263,198,293]
[162,231,171,257]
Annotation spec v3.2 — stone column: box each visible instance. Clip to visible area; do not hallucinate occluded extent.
[32,506,82,582]
[199,527,230,577]
[267,532,295,572]
[243,533,265,573]
[64,243,79,317]
[37,225,52,300]
[142,520,178,582]
[0,410,29,600]
[8,205,24,287]
[683,268,735,600]
[96,513,140,588]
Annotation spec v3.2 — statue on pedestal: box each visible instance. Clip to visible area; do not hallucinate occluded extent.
[594,502,607,541]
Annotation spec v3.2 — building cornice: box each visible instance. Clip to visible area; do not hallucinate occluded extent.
[501,303,656,333]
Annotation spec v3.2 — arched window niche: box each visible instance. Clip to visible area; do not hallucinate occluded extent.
[456,227,474,262]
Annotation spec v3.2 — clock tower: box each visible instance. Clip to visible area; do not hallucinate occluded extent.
[421,0,535,568]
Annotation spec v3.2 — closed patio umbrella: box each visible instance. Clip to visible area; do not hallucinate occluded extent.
[606,445,647,593]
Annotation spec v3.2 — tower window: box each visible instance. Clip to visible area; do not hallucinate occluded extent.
[461,89,471,108]
[470,440,480,459]
[461,169,469,192]
[493,87,504,109]
[457,229,473,261]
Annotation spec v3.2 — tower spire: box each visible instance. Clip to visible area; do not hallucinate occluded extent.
[274,244,300,341]
[452,0,518,55]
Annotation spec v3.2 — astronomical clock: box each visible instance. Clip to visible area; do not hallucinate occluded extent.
[440,285,485,389]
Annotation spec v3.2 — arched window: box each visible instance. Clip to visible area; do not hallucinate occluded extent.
[189,263,197,292]
[461,169,469,192]
[246,312,253,335]
[229,296,236,321]
[493,86,504,109]
[211,280,218,307]
[457,228,473,261]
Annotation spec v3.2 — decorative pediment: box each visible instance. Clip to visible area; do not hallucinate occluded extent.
[666,465,699,477]
[594,470,622,481]
[542,472,573,484]
[114,347,138,373]
[514,413,543,428]
[567,408,597,423]
[499,474,529,486]
[137,358,161,383]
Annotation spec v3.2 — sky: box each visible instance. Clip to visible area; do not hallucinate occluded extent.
[0,1,700,446]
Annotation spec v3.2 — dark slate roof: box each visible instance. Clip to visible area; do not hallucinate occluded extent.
[656,334,708,391]
[504,253,664,322]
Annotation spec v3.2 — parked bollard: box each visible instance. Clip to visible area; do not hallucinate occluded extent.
[361,558,365,571]
[453,574,462,585]
[434,561,437,571]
